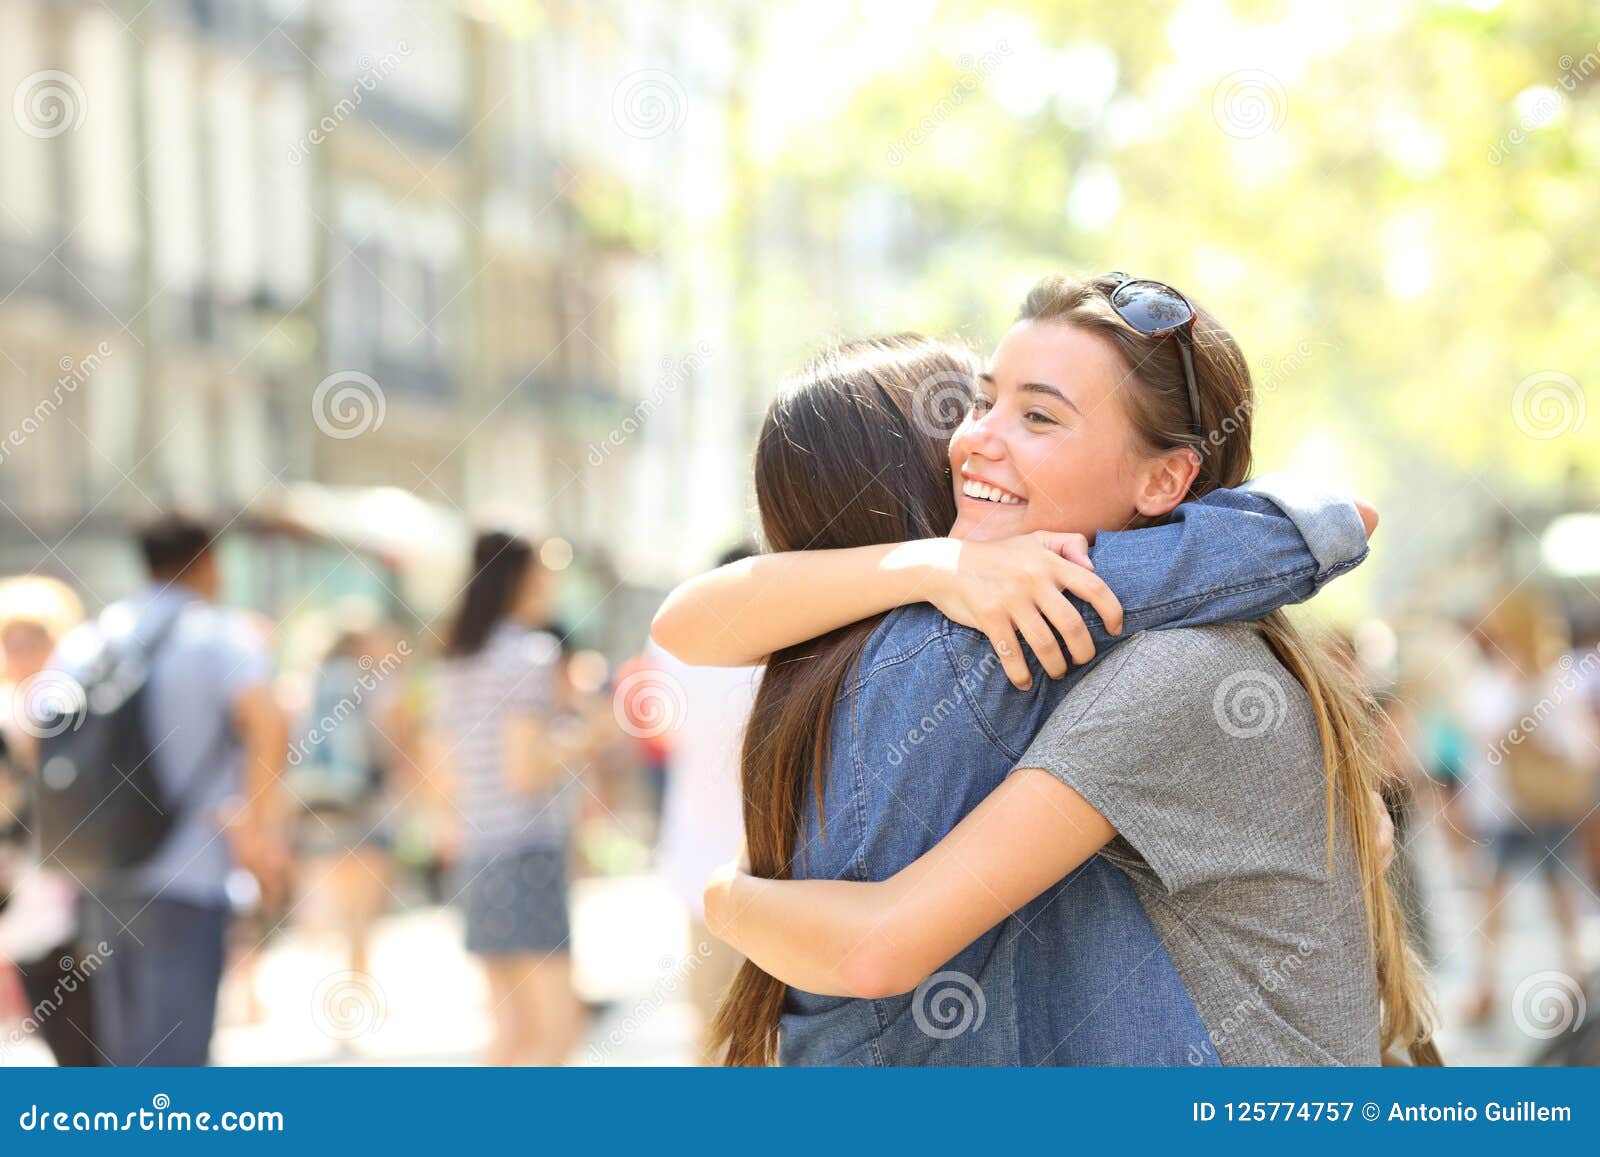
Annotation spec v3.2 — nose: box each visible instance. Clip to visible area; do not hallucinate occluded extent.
[962,406,1007,461]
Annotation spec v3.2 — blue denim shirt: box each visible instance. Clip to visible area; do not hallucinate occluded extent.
[778,478,1369,1066]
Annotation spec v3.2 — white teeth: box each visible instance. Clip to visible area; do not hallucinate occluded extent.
[963,479,1022,505]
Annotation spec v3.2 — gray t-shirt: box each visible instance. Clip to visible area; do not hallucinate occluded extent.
[1017,623,1381,1066]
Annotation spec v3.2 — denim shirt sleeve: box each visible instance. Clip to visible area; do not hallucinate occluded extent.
[945,478,1368,762]
[1236,472,1369,582]
[1079,477,1367,639]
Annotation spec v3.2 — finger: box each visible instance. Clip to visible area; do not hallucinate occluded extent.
[1013,605,1068,679]
[1050,596,1096,666]
[1353,496,1379,539]
[1037,586,1093,671]
[1055,560,1124,636]
[1037,532,1093,571]
[978,613,1032,689]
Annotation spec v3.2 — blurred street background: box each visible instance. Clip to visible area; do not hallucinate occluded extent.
[1,0,1599,1067]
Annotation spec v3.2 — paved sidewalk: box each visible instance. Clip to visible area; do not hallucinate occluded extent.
[4,839,1594,1066]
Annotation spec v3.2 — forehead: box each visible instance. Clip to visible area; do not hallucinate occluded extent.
[989,321,1128,404]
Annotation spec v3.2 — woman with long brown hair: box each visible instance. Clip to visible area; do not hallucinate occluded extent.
[698,276,1437,1066]
[430,532,588,1065]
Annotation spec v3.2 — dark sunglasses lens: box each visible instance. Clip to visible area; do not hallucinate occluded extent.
[1110,282,1194,335]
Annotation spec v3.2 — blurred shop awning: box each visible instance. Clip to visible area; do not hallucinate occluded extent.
[261,484,471,615]
[269,484,467,560]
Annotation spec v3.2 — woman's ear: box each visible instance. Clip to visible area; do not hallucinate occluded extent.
[1133,447,1201,518]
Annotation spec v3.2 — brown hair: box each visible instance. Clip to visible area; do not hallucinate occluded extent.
[1019,274,1441,1064]
[709,334,972,1065]
[445,531,540,658]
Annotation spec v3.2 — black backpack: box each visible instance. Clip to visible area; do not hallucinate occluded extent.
[31,604,186,881]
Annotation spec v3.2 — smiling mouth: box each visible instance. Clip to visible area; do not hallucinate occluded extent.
[961,478,1025,506]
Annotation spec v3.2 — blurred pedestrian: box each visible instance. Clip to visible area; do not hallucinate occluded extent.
[0,575,98,1066]
[429,532,589,1066]
[1460,590,1597,1023]
[50,515,290,1066]
[288,624,406,990]
[651,544,759,1064]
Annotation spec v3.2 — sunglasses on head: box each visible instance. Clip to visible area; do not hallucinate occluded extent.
[1099,272,1202,439]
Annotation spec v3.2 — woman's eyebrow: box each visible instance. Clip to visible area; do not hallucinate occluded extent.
[977,372,1083,415]
[1018,381,1083,415]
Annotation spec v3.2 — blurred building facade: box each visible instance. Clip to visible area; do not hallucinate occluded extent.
[0,0,751,652]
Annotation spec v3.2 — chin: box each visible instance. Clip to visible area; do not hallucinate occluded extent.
[951,506,1028,542]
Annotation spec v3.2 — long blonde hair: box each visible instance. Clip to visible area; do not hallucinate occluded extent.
[1019,274,1441,1064]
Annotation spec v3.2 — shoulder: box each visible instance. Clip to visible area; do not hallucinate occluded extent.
[1066,624,1297,727]
[847,605,958,689]
[844,606,1058,763]
[177,602,267,661]
[847,605,1019,698]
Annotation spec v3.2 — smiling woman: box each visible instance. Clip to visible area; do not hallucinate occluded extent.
[951,322,1184,541]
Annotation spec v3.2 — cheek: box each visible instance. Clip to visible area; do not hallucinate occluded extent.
[1013,439,1080,507]
[1015,438,1135,531]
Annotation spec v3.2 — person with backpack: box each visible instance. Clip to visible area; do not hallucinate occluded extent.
[43,515,290,1066]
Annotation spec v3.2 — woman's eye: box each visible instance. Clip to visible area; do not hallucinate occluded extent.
[971,396,993,414]
[1025,410,1058,425]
